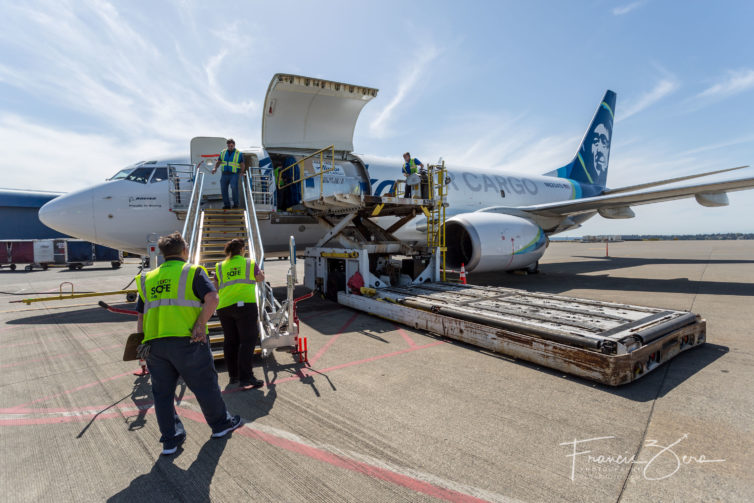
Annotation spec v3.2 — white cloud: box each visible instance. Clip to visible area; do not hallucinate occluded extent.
[0,114,182,192]
[0,0,263,191]
[696,69,754,100]
[369,44,441,139]
[620,78,679,120]
[677,134,754,157]
[612,1,646,15]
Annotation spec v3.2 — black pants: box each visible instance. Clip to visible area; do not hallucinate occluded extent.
[217,303,259,382]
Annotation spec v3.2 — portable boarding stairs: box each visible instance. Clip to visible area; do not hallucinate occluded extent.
[180,168,298,359]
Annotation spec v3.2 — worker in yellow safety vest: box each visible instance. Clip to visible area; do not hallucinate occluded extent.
[212,138,246,209]
[214,238,266,390]
[135,231,242,455]
[401,152,424,198]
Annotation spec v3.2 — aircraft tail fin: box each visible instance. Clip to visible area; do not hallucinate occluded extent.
[544,90,616,191]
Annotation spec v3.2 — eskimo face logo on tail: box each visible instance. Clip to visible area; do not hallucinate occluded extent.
[591,123,611,179]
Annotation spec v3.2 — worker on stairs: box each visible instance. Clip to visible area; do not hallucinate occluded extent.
[212,138,246,209]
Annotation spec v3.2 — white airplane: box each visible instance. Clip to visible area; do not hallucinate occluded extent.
[39,74,754,273]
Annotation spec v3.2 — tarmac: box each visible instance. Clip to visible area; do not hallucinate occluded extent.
[0,240,752,502]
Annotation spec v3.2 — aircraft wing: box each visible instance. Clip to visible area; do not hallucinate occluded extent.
[600,165,749,195]
[482,173,754,223]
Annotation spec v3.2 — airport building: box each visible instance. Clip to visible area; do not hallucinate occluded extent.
[0,189,66,239]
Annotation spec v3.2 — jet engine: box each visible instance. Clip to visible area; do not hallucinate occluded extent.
[444,212,547,272]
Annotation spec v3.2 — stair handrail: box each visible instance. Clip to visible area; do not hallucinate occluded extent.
[242,171,269,320]
[182,170,205,261]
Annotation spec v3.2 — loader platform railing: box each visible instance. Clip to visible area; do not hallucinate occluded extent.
[277,145,337,198]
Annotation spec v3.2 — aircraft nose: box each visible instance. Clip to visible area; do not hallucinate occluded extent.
[39,190,97,241]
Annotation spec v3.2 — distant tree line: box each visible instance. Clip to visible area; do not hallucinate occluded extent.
[621,233,754,241]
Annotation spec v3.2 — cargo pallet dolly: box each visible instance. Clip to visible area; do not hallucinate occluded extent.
[300,162,706,386]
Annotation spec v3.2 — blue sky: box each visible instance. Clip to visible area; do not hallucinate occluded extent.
[1,0,753,235]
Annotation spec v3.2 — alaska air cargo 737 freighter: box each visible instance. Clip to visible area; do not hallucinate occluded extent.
[39,74,754,272]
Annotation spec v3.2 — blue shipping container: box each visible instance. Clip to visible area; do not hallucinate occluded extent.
[67,241,94,263]
[94,244,121,261]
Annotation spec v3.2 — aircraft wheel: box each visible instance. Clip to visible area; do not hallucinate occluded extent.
[525,261,539,274]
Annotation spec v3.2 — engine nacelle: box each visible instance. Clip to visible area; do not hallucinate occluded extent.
[445,212,547,272]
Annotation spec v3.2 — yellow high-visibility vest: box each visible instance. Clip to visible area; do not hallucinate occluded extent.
[220,149,242,173]
[136,261,206,343]
[215,255,257,310]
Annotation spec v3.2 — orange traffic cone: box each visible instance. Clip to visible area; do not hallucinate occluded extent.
[460,263,467,284]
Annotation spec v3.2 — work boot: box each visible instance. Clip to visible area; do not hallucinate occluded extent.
[211,415,243,438]
[161,432,186,456]
[239,377,264,390]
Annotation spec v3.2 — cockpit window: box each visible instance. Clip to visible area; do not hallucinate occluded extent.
[110,168,134,180]
[124,167,155,184]
[150,167,168,183]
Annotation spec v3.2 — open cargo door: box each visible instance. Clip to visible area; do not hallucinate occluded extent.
[262,74,378,153]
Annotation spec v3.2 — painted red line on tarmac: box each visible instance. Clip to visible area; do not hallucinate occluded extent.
[308,311,359,365]
[393,324,418,347]
[2,332,444,416]
[0,410,124,426]
[0,406,154,426]
[268,341,445,387]
[8,370,136,410]
[0,325,29,334]
[172,407,488,503]
[0,343,122,369]
[298,307,343,322]
[238,427,488,503]
[0,404,487,502]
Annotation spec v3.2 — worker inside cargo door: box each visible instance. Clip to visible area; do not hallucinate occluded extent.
[283,155,300,209]
[274,163,286,211]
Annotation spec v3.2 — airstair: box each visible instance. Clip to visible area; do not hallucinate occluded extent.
[181,169,298,360]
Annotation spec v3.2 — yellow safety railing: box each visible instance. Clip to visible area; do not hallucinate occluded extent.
[277,145,337,200]
[392,179,406,197]
[425,161,448,281]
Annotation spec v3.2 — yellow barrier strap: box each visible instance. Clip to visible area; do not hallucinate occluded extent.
[371,203,385,216]
[14,290,138,305]
[320,251,359,259]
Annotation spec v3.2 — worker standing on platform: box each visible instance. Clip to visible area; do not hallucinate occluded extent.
[135,232,242,456]
[212,138,246,209]
[401,152,423,198]
[214,238,266,390]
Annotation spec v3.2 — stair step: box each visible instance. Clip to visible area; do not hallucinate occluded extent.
[211,347,262,360]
